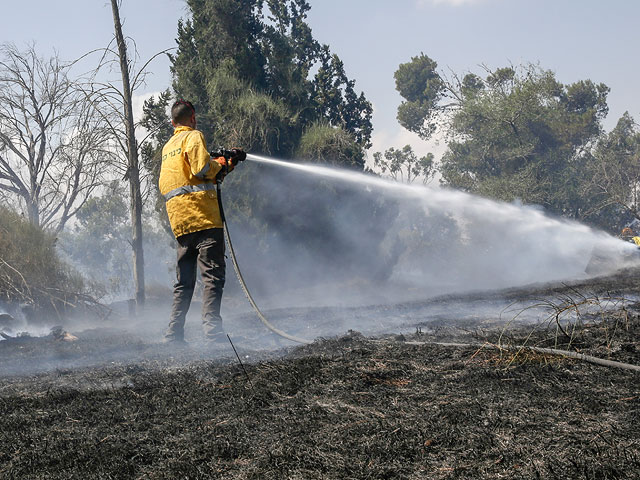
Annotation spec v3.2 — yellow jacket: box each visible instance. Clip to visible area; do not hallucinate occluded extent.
[159,126,225,238]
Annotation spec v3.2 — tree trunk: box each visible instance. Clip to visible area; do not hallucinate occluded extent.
[26,198,39,227]
[111,0,145,309]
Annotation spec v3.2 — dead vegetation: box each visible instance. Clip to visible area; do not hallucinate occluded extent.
[490,291,640,367]
[0,323,639,478]
[0,206,106,326]
[0,273,639,479]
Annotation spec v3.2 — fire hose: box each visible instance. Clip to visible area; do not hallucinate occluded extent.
[216,181,311,345]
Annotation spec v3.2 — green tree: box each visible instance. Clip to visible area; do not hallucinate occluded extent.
[582,112,640,229]
[373,145,435,184]
[394,53,444,140]
[167,0,371,160]
[393,56,610,218]
[312,46,373,149]
[372,54,438,186]
[441,66,609,218]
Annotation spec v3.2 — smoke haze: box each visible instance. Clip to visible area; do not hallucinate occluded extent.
[3,154,637,365]
[221,154,637,310]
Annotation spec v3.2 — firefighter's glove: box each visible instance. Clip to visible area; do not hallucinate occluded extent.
[230,148,246,166]
[214,156,230,182]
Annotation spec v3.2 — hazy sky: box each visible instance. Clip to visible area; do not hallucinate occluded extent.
[4,0,640,160]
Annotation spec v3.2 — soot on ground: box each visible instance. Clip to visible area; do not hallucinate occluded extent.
[1,270,640,479]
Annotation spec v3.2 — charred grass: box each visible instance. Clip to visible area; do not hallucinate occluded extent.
[1,317,640,479]
[2,271,640,479]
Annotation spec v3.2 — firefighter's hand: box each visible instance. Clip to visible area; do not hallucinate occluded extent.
[214,156,229,182]
[230,148,246,166]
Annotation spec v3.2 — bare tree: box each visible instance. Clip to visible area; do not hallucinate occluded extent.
[50,98,117,233]
[76,1,174,309]
[110,0,145,308]
[0,43,109,232]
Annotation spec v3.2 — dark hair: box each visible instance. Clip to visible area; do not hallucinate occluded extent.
[171,99,195,124]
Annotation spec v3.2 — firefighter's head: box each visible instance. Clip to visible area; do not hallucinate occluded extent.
[622,227,634,237]
[171,99,196,128]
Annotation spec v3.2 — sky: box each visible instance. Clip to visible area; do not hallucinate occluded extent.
[4,0,640,163]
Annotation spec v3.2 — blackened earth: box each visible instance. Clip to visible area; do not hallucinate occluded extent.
[1,270,639,479]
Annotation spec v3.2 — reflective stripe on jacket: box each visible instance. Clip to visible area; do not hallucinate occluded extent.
[159,126,224,237]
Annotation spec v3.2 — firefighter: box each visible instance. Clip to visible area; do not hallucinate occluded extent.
[159,99,245,344]
[621,227,640,247]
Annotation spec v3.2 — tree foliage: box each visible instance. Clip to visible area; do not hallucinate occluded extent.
[441,65,609,218]
[583,112,640,229]
[373,145,435,184]
[394,53,444,140]
[393,56,612,220]
[166,0,372,162]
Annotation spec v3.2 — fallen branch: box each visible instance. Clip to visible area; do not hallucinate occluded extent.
[398,340,640,373]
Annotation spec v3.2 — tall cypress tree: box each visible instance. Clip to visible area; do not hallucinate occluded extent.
[144,1,399,289]
[170,0,372,161]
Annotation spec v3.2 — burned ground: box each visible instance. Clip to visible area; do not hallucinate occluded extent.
[1,271,640,479]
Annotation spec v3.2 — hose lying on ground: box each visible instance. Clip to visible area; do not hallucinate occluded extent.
[217,184,311,344]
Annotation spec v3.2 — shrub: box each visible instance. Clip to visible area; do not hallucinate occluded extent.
[0,206,90,322]
[297,122,364,169]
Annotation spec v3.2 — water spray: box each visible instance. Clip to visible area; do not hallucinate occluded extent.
[222,153,638,345]
[246,152,638,282]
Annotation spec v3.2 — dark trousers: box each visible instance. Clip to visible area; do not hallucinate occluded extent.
[166,228,226,341]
